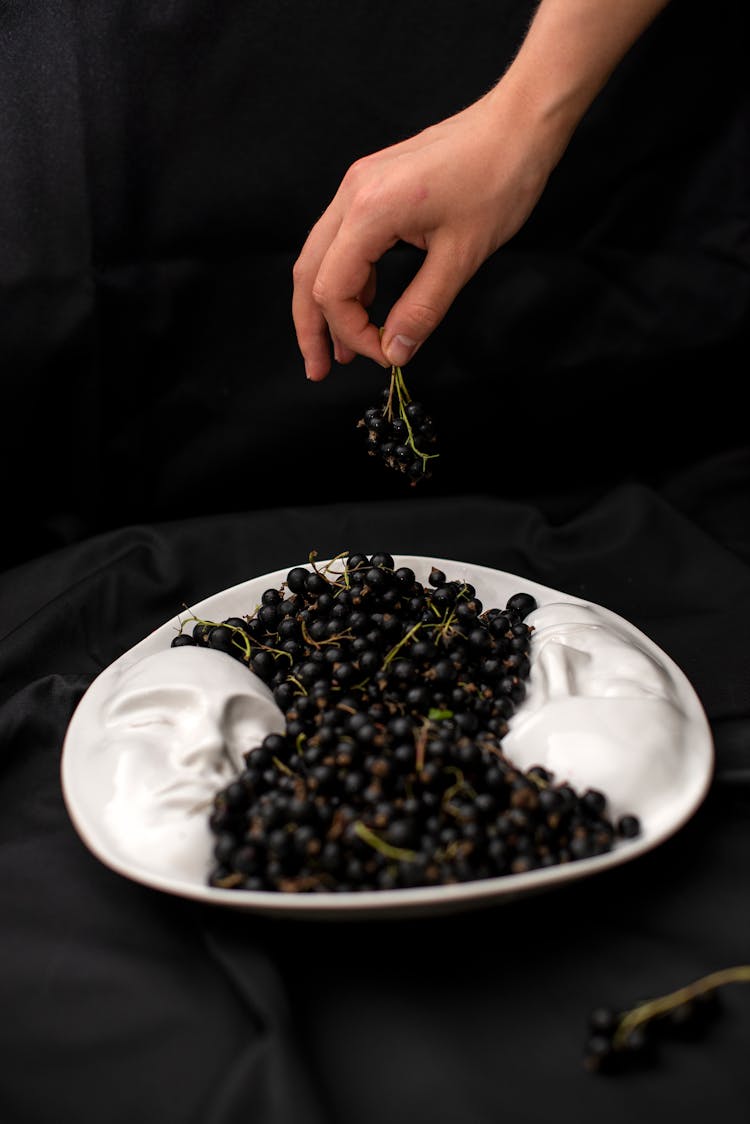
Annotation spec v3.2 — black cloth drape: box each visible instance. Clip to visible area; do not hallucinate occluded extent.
[1,1,749,1121]
[2,463,750,1123]
[1,0,748,570]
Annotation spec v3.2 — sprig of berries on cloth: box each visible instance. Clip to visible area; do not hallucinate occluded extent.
[584,964,750,1073]
[171,551,641,894]
[357,363,438,484]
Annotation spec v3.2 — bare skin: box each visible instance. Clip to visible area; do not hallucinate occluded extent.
[292,0,672,381]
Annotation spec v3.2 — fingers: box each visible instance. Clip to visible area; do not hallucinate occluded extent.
[330,334,357,365]
[295,226,477,377]
[328,261,378,365]
[294,145,481,376]
[293,209,384,379]
[380,236,476,366]
[308,223,395,371]
[292,226,336,381]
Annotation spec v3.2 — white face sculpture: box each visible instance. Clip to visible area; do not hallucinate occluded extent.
[504,602,688,825]
[99,646,285,881]
[91,600,690,884]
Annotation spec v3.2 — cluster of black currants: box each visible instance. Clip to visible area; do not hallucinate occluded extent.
[172,551,641,894]
[357,364,438,483]
[583,964,750,1074]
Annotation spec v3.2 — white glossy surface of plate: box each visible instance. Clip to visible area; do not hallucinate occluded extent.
[61,556,714,919]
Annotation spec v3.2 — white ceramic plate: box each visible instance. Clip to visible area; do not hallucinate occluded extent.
[61,555,714,920]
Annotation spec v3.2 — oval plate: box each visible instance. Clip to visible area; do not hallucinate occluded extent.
[61,556,714,920]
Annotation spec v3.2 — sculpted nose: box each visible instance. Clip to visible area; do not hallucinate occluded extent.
[176,720,225,769]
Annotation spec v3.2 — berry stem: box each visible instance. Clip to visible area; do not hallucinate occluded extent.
[443,767,477,805]
[272,755,296,777]
[613,965,750,1048]
[414,721,429,773]
[179,613,254,661]
[354,821,417,862]
[392,364,438,471]
[382,620,423,668]
[358,344,439,482]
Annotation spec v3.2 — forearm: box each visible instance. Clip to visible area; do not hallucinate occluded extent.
[487,0,673,164]
[293,0,674,377]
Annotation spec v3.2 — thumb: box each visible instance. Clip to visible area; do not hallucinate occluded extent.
[381,240,474,366]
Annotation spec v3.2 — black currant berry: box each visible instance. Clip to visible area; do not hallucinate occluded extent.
[171,551,645,899]
[356,364,438,484]
[171,633,197,648]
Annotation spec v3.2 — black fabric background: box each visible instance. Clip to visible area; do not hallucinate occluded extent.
[1,0,748,567]
[1,2,749,1122]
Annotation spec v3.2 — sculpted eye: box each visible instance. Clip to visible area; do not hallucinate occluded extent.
[222,694,282,759]
[222,696,261,748]
[126,714,176,729]
[104,686,201,728]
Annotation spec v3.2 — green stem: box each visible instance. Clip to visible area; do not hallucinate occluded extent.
[613,965,750,1048]
[354,821,416,862]
[382,620,423,668]
[392,364,438,470]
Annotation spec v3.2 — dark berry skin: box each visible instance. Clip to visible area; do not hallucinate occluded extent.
[208,625,240,655]
[588,1006,620,1035]
[192,622,212,644]
[394,566,416,588]
[171,633,197,648]
[663,992,723,1041]
[358,368,437,483]
[305,571,329,597]
[582,788,607,817]
[285,567,310,594]
[191,555,642,898]
[250,650,275,680]
[506,592,538,619]
[370,552,395,570]
[583,973,735,1077]
[617,814,642,838]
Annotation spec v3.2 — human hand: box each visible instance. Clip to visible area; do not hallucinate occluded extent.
[293,0,673,382]
[292,85,564,382]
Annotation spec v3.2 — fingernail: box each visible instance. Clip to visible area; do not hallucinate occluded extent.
[385,334,418,366]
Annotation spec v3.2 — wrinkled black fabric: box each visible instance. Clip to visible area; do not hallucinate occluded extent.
[1,0,748,569]
[1,0,749,1120]
[2,459,750,1123]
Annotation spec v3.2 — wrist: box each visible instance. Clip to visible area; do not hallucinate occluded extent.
[478,67,584,186]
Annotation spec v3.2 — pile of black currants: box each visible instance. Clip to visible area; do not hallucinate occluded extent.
[583,965,750,1074]
[356,364,438,483]
[172,551,641,894]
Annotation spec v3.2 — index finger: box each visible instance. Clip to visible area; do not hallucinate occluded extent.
[309,218,399,368]
[292,208,343,381]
